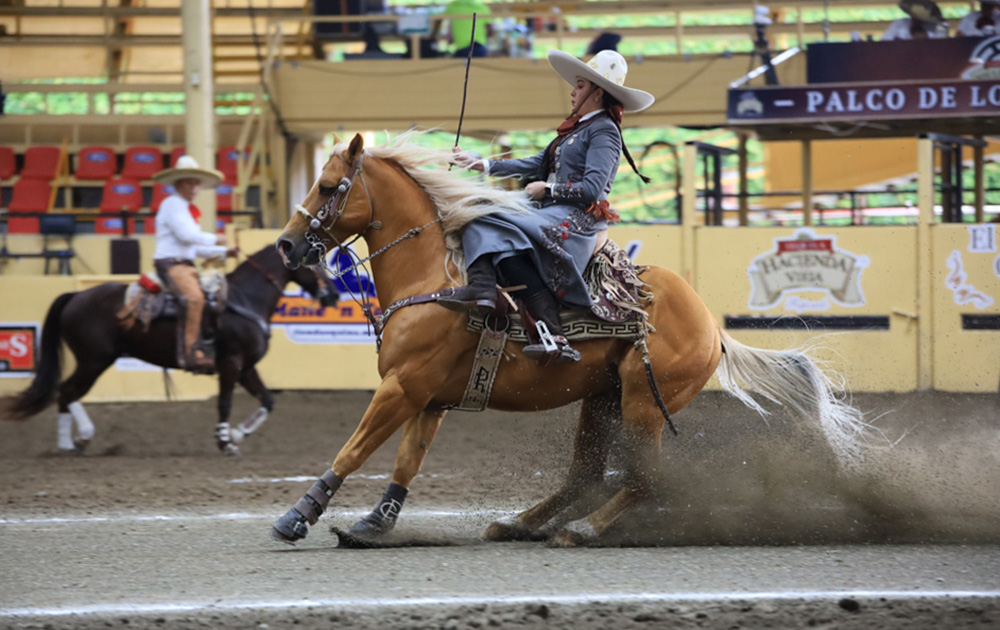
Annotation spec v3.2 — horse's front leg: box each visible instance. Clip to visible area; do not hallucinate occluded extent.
[270,374,427,544]
[347,409,446,539]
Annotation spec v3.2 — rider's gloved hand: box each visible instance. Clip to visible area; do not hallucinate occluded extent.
[450,147,485,172]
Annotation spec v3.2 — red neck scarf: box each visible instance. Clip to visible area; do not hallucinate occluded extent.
[188,203,202,221]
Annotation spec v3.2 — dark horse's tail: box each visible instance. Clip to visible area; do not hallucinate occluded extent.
[4,292,76,420]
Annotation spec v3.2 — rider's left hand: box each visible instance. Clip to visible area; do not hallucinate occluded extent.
[525,181,547,200]
[226,247,240,258]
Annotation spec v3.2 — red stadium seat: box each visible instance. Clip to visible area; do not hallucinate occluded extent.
[0,147,16,180]
[150,183,174,212]
[169,146,187,167]
[7,179,52,233]
[121,146,164,180]
[21,146,61,180]
[215,180,235,232]
[96,178,142,234]
[74,146,117,180]
[216,145,249,182]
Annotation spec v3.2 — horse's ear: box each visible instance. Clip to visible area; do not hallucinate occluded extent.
[347,133,364,160]
[332,133,342,145]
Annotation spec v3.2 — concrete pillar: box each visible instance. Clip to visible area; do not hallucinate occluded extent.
[738,134,749,226]
[916,136,935,390]
[182,0,217,233]
[681,142,698,287]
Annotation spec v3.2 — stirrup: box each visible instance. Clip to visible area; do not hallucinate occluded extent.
[187,348,216,374]
[437,286,497,313]
[522,322,580,364]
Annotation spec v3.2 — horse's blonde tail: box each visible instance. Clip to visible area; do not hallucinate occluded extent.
[715,327,870,469]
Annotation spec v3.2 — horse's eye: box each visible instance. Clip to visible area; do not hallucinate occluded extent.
[318,185,334,196]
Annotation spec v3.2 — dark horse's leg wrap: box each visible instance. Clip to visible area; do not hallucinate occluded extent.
[348,482,408,538]
[270,470,342,543]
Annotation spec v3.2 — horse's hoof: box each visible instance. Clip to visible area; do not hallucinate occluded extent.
[221,443,241,457]
[551,519,598,548]
[72,439,89,453]
[482,515,543,542]
[348,511,395,539]
[270,508,309,544]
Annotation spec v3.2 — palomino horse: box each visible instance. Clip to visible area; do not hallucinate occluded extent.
[272,133,870,547]
[2,246,339,456]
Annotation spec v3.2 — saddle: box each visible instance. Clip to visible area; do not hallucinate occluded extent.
[453,240,652,412]
[466,239,653,344]
[119,268,229,332]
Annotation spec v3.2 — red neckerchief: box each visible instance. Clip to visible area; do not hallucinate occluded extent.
[188,203,202,221]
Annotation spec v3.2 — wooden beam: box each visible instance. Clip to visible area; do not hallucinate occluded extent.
[801,139,813,226]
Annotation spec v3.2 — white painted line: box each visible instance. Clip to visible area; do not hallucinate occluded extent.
[3,590,999,619]
[228,472,445,484]
[774,99,795,106]
[0,509,514,525]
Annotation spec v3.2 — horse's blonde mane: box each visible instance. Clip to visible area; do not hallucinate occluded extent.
[330,130,532,273]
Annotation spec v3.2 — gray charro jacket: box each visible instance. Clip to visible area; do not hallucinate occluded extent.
[486,111,622,209]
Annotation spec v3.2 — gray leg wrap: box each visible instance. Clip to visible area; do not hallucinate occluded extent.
[270,470,342,544]
[348,482,408,537]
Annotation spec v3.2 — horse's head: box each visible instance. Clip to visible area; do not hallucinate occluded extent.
[292,265,340,308]
[277,133,373,270]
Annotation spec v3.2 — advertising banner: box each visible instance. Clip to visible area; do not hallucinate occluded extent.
[272,247,381,345]
[0,324,39,378]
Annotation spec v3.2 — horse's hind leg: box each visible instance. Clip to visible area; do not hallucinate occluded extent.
[347,409,446,539]
[56,360,113,452]
[232,365,274,441]
[483,382,622,542]
[552,348,714,547]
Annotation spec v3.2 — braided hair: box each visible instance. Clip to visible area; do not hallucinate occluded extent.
[602,91,651,184]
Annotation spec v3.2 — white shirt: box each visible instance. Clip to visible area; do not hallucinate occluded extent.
[153,194,227,260]
[882,17,949,40]
[958,11,999,36]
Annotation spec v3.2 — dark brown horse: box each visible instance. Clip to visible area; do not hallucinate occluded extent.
[2,246,338,456]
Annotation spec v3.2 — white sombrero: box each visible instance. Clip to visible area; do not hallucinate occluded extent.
[547,49,655,114]
[152,155,224,188]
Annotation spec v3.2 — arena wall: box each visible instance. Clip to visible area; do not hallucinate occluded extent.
[0,223,998,403]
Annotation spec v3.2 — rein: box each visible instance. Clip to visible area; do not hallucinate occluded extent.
[241,254,284,293]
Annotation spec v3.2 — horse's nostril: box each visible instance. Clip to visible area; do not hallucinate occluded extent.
[276,238,294,256]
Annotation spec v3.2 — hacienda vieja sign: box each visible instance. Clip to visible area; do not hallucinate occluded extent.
[729,79,1000,123]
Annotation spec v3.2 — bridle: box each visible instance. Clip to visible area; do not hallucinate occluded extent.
[290,149,443,343]
[293,150,377,272]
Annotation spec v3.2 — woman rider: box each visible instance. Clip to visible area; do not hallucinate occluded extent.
[447,49,654,364]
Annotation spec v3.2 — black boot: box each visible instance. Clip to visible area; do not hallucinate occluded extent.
[438,256,497,313]
[520,289,580,364]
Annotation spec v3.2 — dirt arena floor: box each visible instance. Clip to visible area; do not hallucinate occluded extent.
[2,388,1000,628]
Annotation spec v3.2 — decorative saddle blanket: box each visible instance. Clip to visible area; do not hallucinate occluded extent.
[119,269,229,331]
[466,239,653,343]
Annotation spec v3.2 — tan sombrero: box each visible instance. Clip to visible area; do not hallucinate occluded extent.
[898,0,946,25]
[547,49,655,113]
[152,155,223,188]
